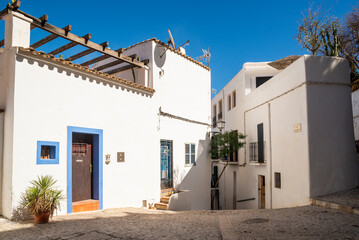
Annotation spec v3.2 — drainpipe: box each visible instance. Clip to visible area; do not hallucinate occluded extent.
[241,111,248,167]
[268,103,273,209]
[0,109,4,215]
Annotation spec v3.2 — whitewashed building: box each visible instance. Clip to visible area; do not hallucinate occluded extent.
[211,55,359,210]
[352,90,359,150]
[0,4,211,219]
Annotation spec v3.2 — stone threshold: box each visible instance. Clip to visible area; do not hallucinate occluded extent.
[310,198,359,215]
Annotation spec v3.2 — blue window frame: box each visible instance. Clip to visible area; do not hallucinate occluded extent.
[37,141,59,164]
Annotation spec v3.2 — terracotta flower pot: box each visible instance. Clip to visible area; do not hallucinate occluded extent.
[34,212,50,224]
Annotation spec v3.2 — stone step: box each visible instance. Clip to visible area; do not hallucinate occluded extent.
[72,199,99,213]
[311,198,359,215]
[161,188,175,197]
[160,196,171,204]
[155,202,168,210]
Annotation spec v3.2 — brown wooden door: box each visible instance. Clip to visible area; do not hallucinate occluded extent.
[72,143,92,202]
[260,175,265,209]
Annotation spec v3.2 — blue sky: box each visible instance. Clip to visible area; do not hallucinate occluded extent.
[0,0,358,95]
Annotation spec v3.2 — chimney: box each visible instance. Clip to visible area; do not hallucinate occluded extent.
[3,10,32,49]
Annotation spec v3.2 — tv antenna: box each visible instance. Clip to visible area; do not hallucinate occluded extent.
[196,47,211,66]
[168,29,176,49]
[160,29,190,58]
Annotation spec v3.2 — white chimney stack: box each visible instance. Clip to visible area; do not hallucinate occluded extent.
[3,10,32,49]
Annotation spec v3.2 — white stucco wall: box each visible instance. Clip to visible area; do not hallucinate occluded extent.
[0,36,211,218]
[0,112,4,215]
[305,56,359,197]
[212,55,359,210]
[352,90,359,141]
[9,53,157,216]
[0,48,17,218]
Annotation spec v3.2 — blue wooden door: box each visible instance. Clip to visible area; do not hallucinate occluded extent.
[161,140,173,189]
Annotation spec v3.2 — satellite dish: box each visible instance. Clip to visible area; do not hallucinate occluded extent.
[168,29,176,49]
[154,44,167,68]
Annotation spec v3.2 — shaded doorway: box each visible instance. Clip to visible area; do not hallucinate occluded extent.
[160,140,173,190]
[233,171,237,209]
[72,133,93,202]
[258,175,265,209]
[67,126,103,214]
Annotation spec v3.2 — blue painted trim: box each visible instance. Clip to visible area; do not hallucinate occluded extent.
[67,126,103,214]
[36,141,59,165]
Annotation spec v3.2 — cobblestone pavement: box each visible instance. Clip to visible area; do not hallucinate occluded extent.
[315,188,359,209]
[0,206,358,240]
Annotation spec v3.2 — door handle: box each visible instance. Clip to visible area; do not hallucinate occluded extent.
[90,164,92,173]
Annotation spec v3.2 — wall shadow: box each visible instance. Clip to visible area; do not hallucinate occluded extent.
[0,209,222,240]
[172,132,211,210]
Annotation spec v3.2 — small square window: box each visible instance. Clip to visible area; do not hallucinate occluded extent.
[185,143,196,165]
[37,141,59,164]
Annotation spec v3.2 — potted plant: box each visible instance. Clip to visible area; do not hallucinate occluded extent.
[21,175,64,224]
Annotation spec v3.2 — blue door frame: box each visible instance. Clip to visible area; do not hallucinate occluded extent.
[67,126,103,213]
[160,140,173,189]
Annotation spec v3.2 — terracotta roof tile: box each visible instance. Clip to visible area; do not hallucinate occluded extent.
[18,47,155,94]
[124,38,211,71]
[268,55,301,70]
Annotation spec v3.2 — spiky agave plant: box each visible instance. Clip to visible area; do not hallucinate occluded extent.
[21,175,64,217]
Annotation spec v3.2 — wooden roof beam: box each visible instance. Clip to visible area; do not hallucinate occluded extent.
[48,33,90,56]
[14,9,144,68]
[31,25,71,49]
[0,1,20,19]
[95,54,138,71]
[80,48,123,66]
[39,14,48,26]
[105,64,134,75]
[105,59,149,75]
[66,41,108,61]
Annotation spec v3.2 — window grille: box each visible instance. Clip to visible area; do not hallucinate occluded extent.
[249,142,258,162]
[249,141,266,163]
[275,172,281,188]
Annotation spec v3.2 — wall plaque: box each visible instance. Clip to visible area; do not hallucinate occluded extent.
[294,123,302,133]
[117,152,125,162]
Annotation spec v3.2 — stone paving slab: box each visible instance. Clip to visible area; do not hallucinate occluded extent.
[314,188,359,209]
[312,188,359,215]
[0,206,358,240]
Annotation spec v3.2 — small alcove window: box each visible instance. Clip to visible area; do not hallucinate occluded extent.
[275,172,281,188]
[37,141,59,164]
[185,143,196,165]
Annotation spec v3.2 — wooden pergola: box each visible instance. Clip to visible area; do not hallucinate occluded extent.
[0,1,148,75]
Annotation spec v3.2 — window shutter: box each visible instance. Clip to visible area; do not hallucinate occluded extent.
[257,123,264,163]
[191,144,195,164]
[275,172,281,188]
[185,144,189,165]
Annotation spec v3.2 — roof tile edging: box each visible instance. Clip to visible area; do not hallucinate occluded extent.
[18,47,155,93]
[124,38,211,71]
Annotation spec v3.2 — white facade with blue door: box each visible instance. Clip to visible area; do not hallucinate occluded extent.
[0,10,211,219]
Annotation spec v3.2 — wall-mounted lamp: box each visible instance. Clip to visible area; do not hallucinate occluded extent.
[217,120,225,133]
[105,154,111,165]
